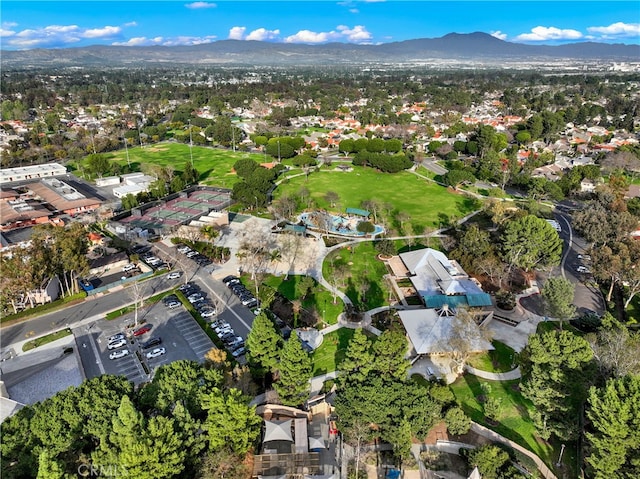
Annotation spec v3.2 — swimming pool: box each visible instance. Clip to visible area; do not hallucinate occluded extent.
[299,212,384,237]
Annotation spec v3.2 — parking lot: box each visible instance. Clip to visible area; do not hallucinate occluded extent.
[77,292,216,385]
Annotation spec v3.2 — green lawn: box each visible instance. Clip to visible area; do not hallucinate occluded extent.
[75,143,266,189]
[22,328,72,352]
[450,375,571,474]
[273,165,480,232]
[323,242,391,310]
[310,328,376,376]
[259,274,344,326]
[467,341,518,373]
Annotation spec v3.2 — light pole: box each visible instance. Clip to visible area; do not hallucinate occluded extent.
[188,119,194,166]
[555,443,566,467]
[124,136,131,167]
[277,140,281,163]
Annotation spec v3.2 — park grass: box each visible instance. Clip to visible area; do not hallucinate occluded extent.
[262,275,343,326]
[309,328,373,376]
[22,328,72,352]
[273,165,480,231]
[75,143,266,189]
[322,241,391,310]
[467,341,518,373]
[449,375,558,470]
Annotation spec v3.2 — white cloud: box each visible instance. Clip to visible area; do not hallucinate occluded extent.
[246,28,280,41]
[363,0,386,3]
[83,26,121,38]
[285,29,336,44]
[491,30,507,41]
[587,22,640,38]
[185,2,217,9]
[1,28,16,37]
[337,25,372,42]
[112,36,163,47]
[228,26,246,40]
[124,21,138,28]
[112,35,216,47]
[514,26,583,42]
[349,8,359,14]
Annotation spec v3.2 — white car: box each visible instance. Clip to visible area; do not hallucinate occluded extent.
[108,338,127,350]
[167,271,182,280]
[146,347,166,359]
[577,266,591,274]
[122,263,136,272]
[109,349,130,360]
[108,333,125,343]
[200,309,216,318]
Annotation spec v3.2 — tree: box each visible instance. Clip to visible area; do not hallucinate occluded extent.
[467,444,512,479]
[339,328,374,384]
[324,190,340,208]
[445,307,492,374]
[138,360,222,416]
[371,330,410,381]
[585,375,640,479]
[451,224,493,273]
[85,153,110,177]
[541,277,576,323]
[444,407,471,436]
[589,314,640,378]
[356,221,375,235]
[274,331,313,407]
[520,330,595,440]
[201,388,261,455]
[501,215,563,273]
[386,417,413,463]
[245,312,282,373]
[196,449,250,479]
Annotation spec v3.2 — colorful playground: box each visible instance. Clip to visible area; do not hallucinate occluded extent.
[299,207,384,237]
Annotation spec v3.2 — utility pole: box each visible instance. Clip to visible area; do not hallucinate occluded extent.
[277,139,281,163]
[188,119,194,166]
[124,135,131,167]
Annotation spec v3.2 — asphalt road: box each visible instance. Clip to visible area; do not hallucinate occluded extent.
[0,274,182,356]
[520,209,604,317]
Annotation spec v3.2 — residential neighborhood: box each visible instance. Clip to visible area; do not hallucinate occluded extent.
[1,15,640,479]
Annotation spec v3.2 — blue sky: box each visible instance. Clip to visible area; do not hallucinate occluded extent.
[1,1,639,50]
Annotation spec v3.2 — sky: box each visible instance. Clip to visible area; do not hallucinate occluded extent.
[1,1,639,50]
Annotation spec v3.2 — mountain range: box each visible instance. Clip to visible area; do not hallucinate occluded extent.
[2,32,639,68]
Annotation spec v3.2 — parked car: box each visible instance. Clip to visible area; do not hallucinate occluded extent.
[141,337,162,349]
[122,263,136,272]
[166,301,182,309]
[108,333,125,343]
[146,347,166,359]
[222,275,239,285]
[163,294,178,304]
[133,325,152,336]
[200,309,216,318]
[577,266,591,274]
[109,349,130,360]
[108,338,127,350]
[231,346,246,357]
[167,271,182,280]
[178,282,196,291]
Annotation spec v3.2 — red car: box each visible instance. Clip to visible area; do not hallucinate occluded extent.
[133,324,152,336]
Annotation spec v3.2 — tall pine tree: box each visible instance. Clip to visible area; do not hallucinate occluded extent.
[338,328,373,384]
[246,312,282,373]
[274,331,312,407]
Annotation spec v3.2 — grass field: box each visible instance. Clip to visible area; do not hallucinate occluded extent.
[323,242,391,310]
[78,143,266,189]
[467,341,518,373]
[449,375,566,471]
[309,328,374,376]
[22,328,72,352]
[244,274,343,326]
[273,165,480,231]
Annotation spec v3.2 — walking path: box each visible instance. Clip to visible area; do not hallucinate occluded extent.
[464,365,521,380]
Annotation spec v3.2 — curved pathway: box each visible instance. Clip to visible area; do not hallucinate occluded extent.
[464,364,521,380]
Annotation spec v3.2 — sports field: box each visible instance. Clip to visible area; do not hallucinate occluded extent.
[102,143,265,188]
[274,166,481,230]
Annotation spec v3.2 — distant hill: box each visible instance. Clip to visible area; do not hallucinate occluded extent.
[2,32,639,68]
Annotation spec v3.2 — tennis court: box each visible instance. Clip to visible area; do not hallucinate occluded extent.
[119,188,232,232]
